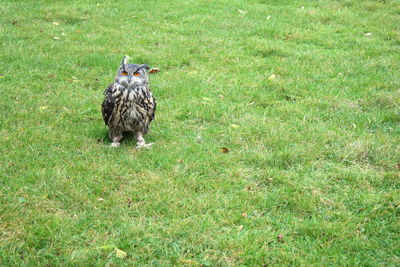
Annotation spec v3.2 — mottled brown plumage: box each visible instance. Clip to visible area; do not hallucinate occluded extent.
[102,56,156,147]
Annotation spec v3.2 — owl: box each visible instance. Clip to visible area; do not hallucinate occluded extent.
[102,56,156,148]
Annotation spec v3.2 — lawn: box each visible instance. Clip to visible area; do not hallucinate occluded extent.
[1,0,399,265]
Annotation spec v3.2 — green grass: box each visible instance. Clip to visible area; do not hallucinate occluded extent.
[1,0,399,265]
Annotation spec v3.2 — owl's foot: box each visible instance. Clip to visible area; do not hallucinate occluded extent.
[111,142,120,147]
[137,142,154,149]
[135,133,153,149]
[109,131,122,148]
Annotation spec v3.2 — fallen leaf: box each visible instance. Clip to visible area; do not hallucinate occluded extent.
[149,67,160,74]
[221,147,229,153]
[97,198,104,202]
[54,36,60,40]
[241,212,247,218]
[238,225,244,231]
[267,15,271,20]
[238,9,247,14]
[180,259,199,265]
[98,244,115,250]
[39,106,49,111]
[202,97,211,102]
[218,94,224,99]
[61,32,66,36]
[268,74,276,80]
[52,21,60,26]
[364,32,373,36]
[47,74,55,78]
[277,234,284,243]
[114,248,127,259]
[230,124,239,129]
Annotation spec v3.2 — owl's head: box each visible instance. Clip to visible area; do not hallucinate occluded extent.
[115,56,150,87]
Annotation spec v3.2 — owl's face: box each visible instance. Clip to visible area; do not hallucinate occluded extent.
[115,56,150,87]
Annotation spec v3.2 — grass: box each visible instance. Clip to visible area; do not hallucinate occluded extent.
[1,0,399,265]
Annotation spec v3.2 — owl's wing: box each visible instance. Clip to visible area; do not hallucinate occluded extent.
[102,83,116,126]
[137,91,156,135]
[147,91,156,122]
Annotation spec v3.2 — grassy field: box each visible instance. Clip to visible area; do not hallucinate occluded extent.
[1,0,399,265]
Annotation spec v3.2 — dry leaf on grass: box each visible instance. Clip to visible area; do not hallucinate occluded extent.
[277,234,284,243]
[149,67,160,74]
[180,259,199,265]
[221,147,230,153]
[115,248,127,259]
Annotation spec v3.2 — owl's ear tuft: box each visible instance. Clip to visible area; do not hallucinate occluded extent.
[138,64,150,71]
[121,56,129,66]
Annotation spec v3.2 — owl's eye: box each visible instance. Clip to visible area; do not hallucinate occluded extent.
[133,72,140,77]
[121,71,128,76]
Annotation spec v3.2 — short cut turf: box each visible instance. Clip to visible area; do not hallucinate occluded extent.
[0,0,399,265]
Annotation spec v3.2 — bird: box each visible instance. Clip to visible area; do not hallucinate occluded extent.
[102,56,156,148]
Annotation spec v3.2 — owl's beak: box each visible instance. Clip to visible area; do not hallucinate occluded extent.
[127,75,132,84]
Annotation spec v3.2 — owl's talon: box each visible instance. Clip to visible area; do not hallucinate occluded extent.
[111,142,120,147]
[137,142,154,149]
